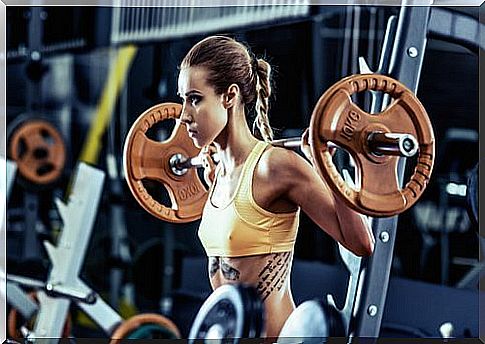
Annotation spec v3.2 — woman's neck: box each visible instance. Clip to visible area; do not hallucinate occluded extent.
[213,107,259,175]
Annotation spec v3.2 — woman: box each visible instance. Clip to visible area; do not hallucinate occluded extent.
[177,35,374,338]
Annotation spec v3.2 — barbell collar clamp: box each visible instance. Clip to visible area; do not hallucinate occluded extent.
[367,132,419,158]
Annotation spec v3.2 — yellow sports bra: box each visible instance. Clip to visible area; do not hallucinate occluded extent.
[198,141,300,257]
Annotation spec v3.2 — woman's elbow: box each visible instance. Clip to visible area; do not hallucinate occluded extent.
[362,240,375,256]
[353,239,374,257]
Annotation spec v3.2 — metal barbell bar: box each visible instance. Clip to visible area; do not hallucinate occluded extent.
[170,131,419,176]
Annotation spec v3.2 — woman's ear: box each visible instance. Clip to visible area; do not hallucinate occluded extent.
[222,84,240,109]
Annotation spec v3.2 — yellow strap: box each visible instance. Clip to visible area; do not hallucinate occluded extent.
[78,45,138,164]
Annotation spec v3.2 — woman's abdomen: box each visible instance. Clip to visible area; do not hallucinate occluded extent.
[208,251,295,337]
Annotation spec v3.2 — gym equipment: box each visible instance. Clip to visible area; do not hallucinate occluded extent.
[11,6,481,60]
[7,6,311,59]
[466,162,478,230]
[455,163,482,289]
[123,103,208,223]
[7,162,106,342]
[277,4,445,341]
[110,313,180,342]
[176,256,481,339]
[6,159,17,199]
[337,5,433,340]
[3,159,39,337]
[6,118,64,264]
[278,299,344,343]
[188,284,264,343]
[123,73,431,221]
[309,74,434,217]
[75,45,136,312]
[8,119,66,186]
[7,292,72,339]
[78,46,137,165]
[6,162,181,343]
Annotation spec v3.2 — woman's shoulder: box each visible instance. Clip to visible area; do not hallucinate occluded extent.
[256,144,312,184]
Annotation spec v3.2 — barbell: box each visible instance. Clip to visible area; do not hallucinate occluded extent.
[123,73,435,222]
[171,132,418,172]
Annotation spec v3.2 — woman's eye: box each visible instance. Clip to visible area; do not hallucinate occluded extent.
[189,95,201,105]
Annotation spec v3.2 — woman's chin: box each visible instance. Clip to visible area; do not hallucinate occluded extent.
[192,139,206,149]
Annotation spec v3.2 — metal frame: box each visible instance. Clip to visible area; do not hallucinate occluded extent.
[6,163,125,343]
[351,5,431,339]
[324,4,433,341]
[331,4,480,340]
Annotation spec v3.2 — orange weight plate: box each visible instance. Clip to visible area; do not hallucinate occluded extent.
[123,103,208,223]
[8,119,66,185]
[309,74,435,217]
[7,292,72,339]
[110,313,181,343]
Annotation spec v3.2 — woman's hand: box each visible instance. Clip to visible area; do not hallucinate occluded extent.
[300,128,313,163]
[200,144,218,187]
[300,128,336,164]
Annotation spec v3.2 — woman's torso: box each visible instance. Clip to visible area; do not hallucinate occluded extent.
[199,142,300,337]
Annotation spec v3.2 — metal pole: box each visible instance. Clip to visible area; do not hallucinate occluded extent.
[350,4,431,340]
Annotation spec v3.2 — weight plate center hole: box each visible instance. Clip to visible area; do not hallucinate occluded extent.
[33,147,49,160]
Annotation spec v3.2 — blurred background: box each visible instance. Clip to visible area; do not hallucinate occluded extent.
[4,3,482,339]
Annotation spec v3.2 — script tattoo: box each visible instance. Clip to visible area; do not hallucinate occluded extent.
[256,252,292,301]
[221,259,241,281]
[209,257,220,278]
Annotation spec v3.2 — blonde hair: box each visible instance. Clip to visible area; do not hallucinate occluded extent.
[253,59,273,142]
[181,35,274,142]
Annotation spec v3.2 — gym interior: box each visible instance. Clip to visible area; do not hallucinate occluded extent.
[3,3,483,342]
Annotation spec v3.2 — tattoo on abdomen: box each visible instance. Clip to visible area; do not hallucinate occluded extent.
[221,260,241,281]
[209,257,220,278]
[256,252,291,301]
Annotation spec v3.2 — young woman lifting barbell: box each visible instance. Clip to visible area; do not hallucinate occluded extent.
[176,35,374,338]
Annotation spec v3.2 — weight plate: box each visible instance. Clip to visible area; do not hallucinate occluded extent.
[188,284,264,343]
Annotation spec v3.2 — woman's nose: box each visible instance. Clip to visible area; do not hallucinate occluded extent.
[179,104,193,124]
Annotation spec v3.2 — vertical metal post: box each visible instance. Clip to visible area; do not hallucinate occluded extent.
[161,226,175,316]
[26,7,44,111]
[22,192,41,261]
[349,4,431,340]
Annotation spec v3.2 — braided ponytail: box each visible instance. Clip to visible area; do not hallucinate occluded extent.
[253,58,274,142]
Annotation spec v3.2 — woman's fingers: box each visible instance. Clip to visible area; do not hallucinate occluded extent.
[301,128,309,146]
[300,128,313,162]
[200,145,217,185]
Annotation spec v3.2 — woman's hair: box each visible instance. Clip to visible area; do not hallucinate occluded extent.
[180,35,274,142]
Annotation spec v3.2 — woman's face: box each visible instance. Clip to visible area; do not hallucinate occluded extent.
[178,66,228,148]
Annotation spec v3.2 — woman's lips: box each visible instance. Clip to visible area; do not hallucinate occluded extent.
[188,129,198,138]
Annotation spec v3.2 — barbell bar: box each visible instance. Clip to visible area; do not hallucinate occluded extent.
[170,132,419,175]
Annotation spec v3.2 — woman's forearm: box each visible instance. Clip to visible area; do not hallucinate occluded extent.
[332,193,375,256]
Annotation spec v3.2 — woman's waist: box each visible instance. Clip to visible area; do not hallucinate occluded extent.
[209,252,294,296]
[211,277,293,302]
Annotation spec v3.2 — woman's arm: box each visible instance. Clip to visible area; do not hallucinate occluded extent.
[267,147,375,256]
